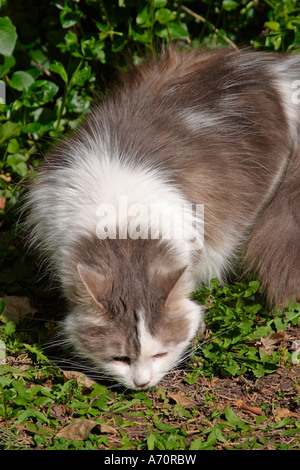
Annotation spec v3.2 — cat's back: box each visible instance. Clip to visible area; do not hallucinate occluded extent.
[25,48,300,276]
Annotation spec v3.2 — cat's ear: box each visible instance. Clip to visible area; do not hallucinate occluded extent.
[77,263,109,305]
[150,264,187,301]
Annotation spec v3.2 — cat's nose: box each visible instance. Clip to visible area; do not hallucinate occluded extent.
[133,379,150,389]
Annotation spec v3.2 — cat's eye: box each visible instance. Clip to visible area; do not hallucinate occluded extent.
[153,352,167,359]
[113,356,131,365]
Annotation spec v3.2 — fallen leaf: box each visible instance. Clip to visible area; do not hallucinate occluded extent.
[49,404,69,419]
[168,391,196,408]
[99,423,118,434]
[62,370,96,389]
[260,331,288,353]
[0,295,37,322]
[0,174,11,182]
[56,419,99,441]
[56,419,117,441]
[274,407,291,422]
[0,198,6,210]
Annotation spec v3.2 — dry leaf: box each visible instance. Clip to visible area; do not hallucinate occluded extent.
[0,198,6,210]
[0,295,37,322]
[99,423,118,435]
[274,407,291,422]
[168,391,196,408]
[56,419,99,441]
[260,331,288,353]
[56,419,117,441]
[0,174,11,182]
[62,370,96,389]
[49,404,68,419]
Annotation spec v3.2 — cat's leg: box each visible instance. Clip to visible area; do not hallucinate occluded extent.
[245,148,300,307]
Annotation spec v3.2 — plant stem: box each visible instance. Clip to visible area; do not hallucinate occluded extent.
[181,4,239,51]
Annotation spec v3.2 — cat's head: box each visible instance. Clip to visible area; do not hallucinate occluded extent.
[62,238,202,389]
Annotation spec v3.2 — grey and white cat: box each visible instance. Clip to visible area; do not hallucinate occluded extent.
[25,47,300,389]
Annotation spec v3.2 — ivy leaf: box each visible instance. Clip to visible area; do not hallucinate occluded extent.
[0,17,18,56]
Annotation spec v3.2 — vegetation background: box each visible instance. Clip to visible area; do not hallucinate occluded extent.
[0,0,300,451]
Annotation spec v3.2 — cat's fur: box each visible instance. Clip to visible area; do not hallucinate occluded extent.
[25,47,300,389]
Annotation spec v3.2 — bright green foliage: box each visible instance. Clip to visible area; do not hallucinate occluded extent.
[191,280,300,379]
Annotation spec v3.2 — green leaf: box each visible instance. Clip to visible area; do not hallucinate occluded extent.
[17,408,49,424]
[0,54,15,78]
[22,343,50,363]
[50,61,68,84]
[22,80,59,107]
[155,22,189,39]
[69,64,91,88]
[60,8,82,29]
[136,6,153,28]
[154,0,168,8]
[0,121,21,145]
[155,8,176,24]
[132,29,153,43]
[91,398,108,411]
[9,71,35,91]
[4,320,16,336]
[223,0,239,11]
[225,407,244,427]
[0,17,18,56]
[6,153,28,176]
[147,434,156,450]
[190,438,206,450]
[63,31,79,51]
[224,360,240,375]
[265,21,281,32]
[272,417,293,429]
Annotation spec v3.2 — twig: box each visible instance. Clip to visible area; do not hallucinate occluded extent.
[235,399,263,416]
[17,42,51,77]
[181,5,239,52]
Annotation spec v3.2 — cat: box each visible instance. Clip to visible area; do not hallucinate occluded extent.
[24,47,300,389]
